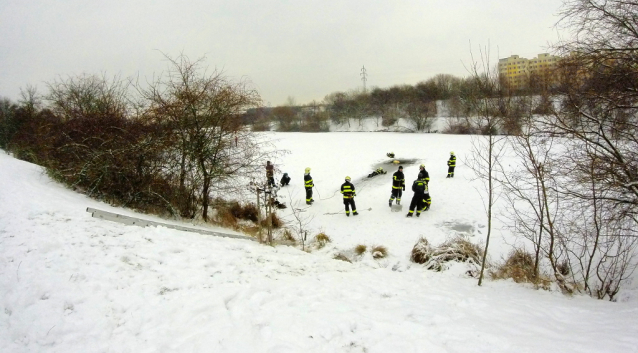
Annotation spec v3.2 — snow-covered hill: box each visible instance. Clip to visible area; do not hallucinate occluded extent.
[1,133,637,352]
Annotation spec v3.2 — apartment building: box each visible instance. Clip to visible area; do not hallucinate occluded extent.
[498,53,560,89]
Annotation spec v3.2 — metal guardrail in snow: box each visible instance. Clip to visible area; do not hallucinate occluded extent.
[86,207,255,242]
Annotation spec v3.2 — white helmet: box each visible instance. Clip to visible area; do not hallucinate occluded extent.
[451,151,455,155]
[345,176,351,181]
[305,167,311,173]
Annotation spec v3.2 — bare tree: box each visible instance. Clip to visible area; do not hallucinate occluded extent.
[405,100,436,132]
[137,54,272,221]
[46,73,130,121]
[464,46,508,286]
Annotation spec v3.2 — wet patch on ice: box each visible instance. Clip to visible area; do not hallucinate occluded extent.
[437,220,479,237]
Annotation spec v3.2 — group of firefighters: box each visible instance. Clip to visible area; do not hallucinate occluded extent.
[265,151,457,217]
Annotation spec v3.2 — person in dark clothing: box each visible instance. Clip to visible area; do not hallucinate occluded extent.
[447,151,456,178]
[389,165,405,206]
[280,172,291,186]
[266,161,275,188]
[386,152,395,158]
[304,167,314,205]
[341,176,358,216]
[407,173,427,217]
[418,164,430,185]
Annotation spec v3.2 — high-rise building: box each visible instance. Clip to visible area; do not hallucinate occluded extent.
[498,53,561,89]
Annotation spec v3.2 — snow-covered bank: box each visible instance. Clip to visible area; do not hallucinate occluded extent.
[1,139,638,352]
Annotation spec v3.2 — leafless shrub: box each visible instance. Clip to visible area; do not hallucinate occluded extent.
[227,201,259,223]
[441,117,475,134]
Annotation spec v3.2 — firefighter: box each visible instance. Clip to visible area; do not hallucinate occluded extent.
[418,164,430,185]
[368,167,386,178]
[447,151,456,178]
[341,176,358,216]
[421,183,432,212]
[389,165,405,207]
[266,161,275,188]
[386,152,395,158]
[407,173,427,217]
[280,172,291,186]
[304,167,314,205]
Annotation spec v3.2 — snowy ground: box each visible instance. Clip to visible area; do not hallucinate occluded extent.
[2,131,638,352]
[268,131,504,260]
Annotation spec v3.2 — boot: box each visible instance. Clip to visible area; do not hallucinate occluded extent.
[346,212,350,217]
[416,212,421,217]
[406,212,413,217]
[397,200,400,205]
[353,211,359,216]
[389,200,392,207]
[446,175,450,178]
[306,201,311,205]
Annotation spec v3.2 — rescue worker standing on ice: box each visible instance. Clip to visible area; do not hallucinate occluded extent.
[418,164,430,185]
[341,176,358,216]
[407,173,427,217]
[304,167,314,205]
[389,165,405,206]
[447,151,456,178]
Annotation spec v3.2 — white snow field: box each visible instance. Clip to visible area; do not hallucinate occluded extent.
[1,130,638,353]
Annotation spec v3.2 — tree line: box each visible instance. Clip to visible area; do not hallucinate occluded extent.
[242,71,557,133]
[0,55,276,221]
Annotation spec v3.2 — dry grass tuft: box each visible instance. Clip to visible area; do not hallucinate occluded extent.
[354,244,367,256]
[261,212,283,229]
[282,229,296,243]
[410,237,432,264]
[213,199,259,229]
[314,232,332,248]
[215,208,239,229]
[490,249,552,288]
[491,249,536,283]
[410,236,482,271]
[371,245,388,259]
[239,203,259,223]
[333,253,352,263]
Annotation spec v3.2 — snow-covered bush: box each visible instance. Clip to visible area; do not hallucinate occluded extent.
[410,236,482,272]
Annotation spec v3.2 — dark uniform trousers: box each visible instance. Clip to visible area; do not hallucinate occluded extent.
[341,181,357,215]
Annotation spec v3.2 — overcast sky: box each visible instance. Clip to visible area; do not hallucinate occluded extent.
[0,0,564,106]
